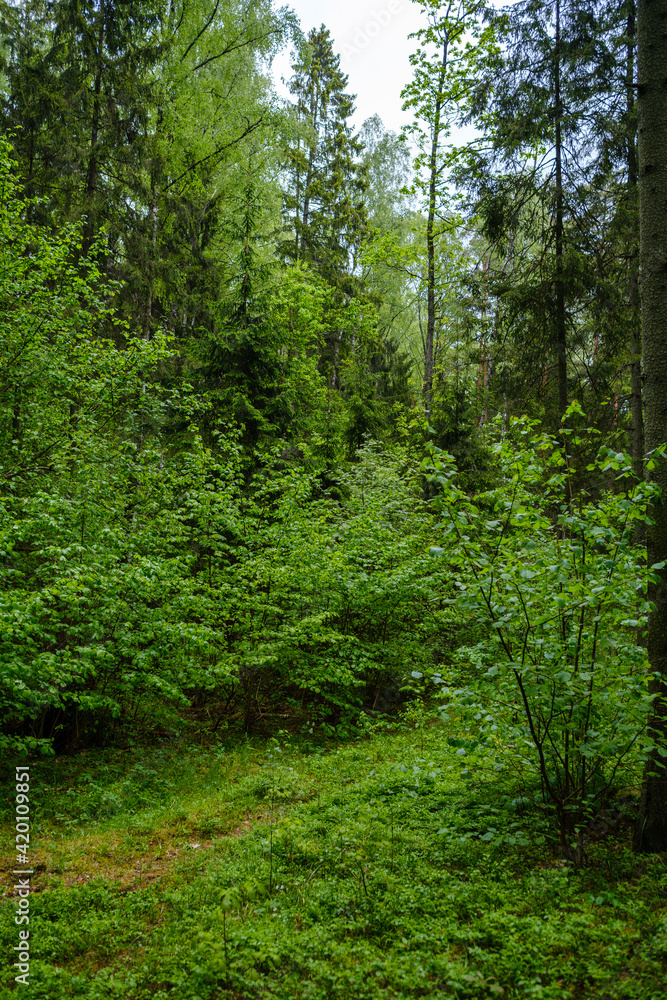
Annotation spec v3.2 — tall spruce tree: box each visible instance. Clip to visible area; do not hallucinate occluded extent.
[2,0,163,251]
[282,24,383,446]
[451,0,628,425]
[0,0,55,213]
[283,25,369,297]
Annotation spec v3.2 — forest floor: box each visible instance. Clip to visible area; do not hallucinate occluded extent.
[1,714,666,999]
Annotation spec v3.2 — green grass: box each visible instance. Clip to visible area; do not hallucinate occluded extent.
[1,720,666,999]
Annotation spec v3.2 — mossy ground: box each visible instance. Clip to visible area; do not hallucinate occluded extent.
[1,717,666,999]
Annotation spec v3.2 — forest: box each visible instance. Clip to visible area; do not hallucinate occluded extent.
[1,0,667,997]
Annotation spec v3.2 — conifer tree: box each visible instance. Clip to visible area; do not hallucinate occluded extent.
[451,0,627,424]
[281,25,384,447]
[2,0,163,251]
[283,25,369,297]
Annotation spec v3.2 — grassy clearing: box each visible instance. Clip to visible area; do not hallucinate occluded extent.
[1,719,666,999]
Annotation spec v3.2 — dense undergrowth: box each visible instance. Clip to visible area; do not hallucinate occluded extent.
[1,714,665,1000]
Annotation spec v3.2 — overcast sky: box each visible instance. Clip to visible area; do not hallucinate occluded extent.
[271,0,424,135]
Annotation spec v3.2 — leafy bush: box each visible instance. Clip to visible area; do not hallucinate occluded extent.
[0,140,181,754]
[427,410,662,860]
[0,126,454,753]
[178,440,454,730]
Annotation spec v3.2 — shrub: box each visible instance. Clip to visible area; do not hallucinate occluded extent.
[427,409,662,861]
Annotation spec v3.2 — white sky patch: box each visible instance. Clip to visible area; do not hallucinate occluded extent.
[272,0,423,134]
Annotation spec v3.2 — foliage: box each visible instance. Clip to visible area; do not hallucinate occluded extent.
[426,406,661,860]
[0,152,445,752]
[0,723,665,999]
[0,138,177,753]
[282,24,369,295]
[0,133,434,754]
[448,0,639,428]
[169,439,450,731]
[0,0,664,869]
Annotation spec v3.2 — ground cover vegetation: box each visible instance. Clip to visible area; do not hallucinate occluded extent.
[1,722,667,999]
[1,0,667,993]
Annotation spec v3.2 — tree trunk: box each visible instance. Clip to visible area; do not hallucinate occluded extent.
[143,102,164,342]
[633,0,667,853]
[82,5,105,257]
[299,77,321,263]
[554,0,567,417]
[424,34,448,419]
[627,0,644,482]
